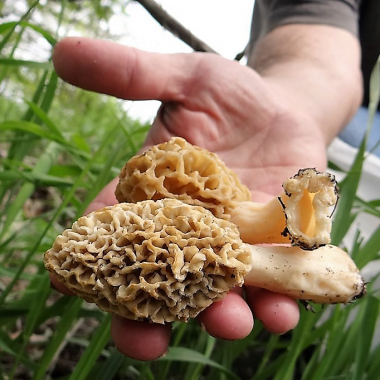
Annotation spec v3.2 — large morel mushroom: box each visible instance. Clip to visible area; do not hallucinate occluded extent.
[115,137,251,219]
[44,199,252,324]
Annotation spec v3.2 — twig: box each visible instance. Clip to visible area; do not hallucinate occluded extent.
[133,0,219,54]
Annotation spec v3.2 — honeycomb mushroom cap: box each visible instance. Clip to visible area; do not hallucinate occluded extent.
[115,137,251,219]
[44,199,252,323]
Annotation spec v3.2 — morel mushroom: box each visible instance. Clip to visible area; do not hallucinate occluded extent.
[44,199,365,324]
[116,138,338,250]
[44,199,252,324]
[231,168,339,249]
[115,137,252,219]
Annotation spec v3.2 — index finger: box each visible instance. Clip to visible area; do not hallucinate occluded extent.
[52,37,195,102]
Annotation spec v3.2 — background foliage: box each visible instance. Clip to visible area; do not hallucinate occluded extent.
[0,1,380,379]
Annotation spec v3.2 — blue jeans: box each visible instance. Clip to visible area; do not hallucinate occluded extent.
[339,106,380,157]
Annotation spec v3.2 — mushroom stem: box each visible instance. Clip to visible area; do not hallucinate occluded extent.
[243,244,366,304]
[230,191,315,246]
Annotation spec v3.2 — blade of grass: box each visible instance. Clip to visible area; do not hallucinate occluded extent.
[0,58,53,70]
[156,322,188,380]
[271,307,322,380]
[300,341,323,380]
[356,224,380,269]
[21,70,48,123]
[319,302,370,377]
[32,298,83,380]
[0,330,37,370]
[0,23,26,84]
[304,307,351,380]
[332,55,380,245]
[89,349,126,380]
[0,0,40,54]
[0,21,57,46]
[0,120,69,145]
[38,70,58,114]
[24,100,63,139]
[158,347,240,380]
[0,141,61,243]
[68,314,111,380]
[0,170,74,186]
[367,342,380,379]
[330,141,366,246]
[251,354,287,380]
[351,295,380,380]
[6,67,58,168]
[253,335,280,379]
[75,126,126,216]
[214,327,263,380]
[22,273,51,339]
[187,335,216,380]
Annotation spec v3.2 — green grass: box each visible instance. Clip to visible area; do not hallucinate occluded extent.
[1,2,380,379]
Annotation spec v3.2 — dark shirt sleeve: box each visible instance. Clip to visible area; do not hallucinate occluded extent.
[249,0,360,52]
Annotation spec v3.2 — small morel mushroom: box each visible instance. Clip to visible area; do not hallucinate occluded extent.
[44,199,252,324]
[115,137,251,219]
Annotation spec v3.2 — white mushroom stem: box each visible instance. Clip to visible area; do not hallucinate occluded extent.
[230,194,315,246]
[243,244,366,304]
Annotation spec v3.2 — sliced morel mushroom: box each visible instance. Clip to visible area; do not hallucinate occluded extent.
[115,137,251,219]
[44,199,252,324]
[230,168,339,249]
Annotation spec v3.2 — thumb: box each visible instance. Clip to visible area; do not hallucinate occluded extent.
[53,37,203,102]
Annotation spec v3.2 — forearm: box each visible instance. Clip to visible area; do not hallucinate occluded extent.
[247,24,363,144]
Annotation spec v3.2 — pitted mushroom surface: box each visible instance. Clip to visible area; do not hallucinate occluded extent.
[44,199,252,323]
[115,137,251,219]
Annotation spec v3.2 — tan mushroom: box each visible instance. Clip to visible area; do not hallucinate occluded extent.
[115,137,252,219]
[116,138,338,250]
[44,199,365,324]
[44,199,252,324]
[231,168,339,249]
[244,244,365,304]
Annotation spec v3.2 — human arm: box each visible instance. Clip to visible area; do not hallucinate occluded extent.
[248,23,363,143]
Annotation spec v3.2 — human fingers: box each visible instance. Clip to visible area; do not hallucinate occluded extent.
[245,287,300,335]
[49,273,74,296]
[52,37,199,102]
[111,315,171,361]
[197,291,254,340]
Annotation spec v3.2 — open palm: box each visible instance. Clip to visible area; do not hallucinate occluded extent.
[51,37,328,360]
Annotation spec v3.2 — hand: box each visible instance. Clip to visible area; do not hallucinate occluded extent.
[51,37,328,360]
